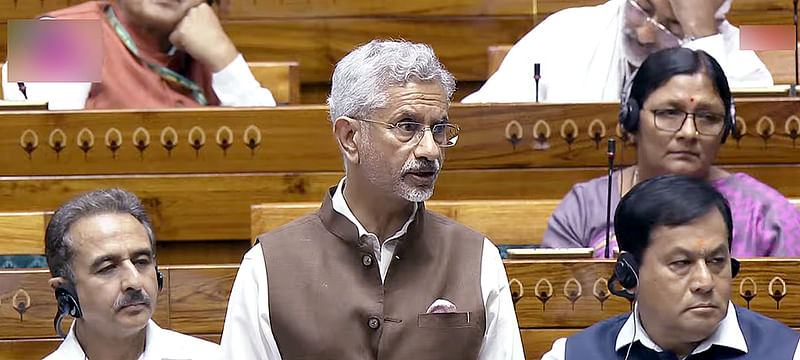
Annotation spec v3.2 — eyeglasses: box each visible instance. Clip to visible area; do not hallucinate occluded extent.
[354,118,460,147]
[651,109,726,135]
[625,0,683,47]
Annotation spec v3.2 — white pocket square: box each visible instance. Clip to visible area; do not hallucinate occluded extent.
[426,298,457,313]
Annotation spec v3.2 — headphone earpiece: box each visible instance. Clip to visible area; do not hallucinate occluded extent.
[156,268,164,292]
[54,282,82,338]
[608,252,639,300]
[720,99,736,144]
[55,283,82,319]
[619,98,639,133]
[731,258,740,278]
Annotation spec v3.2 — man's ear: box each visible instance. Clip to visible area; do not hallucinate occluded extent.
[49,277,67,291]
[333,116,360,165]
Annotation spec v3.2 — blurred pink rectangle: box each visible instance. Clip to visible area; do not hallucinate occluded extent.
[740,25,796,51]
[7,19,103,82]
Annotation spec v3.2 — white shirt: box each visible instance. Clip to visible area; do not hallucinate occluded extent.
[2,53,276,109]
[541,301,800,360]
[220,178,524,359]
[461,0,773,104]
[42,319,222,360]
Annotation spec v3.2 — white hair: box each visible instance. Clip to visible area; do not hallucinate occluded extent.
[327,39,456,122]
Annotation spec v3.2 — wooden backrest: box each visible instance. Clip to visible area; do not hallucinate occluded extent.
[247,61,300,105]
[0,101,797,247]
[251,199,558,245]
[0,212,49,255]
[4,259,800,359]
[488,44,800,85]
[0,0,795,85]
[252,199,800,246]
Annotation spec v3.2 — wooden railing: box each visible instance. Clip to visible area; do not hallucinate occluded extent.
[2,259,799,359]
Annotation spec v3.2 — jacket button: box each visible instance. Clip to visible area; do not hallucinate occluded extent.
[367,316,381,329]
[362,254,373,267]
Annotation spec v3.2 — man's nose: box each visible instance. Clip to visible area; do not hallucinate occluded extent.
[691,261,715,293]
[413,128,441,161]
[120,262,144,291]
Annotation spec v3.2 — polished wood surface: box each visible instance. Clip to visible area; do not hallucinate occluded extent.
[2,100,799,176]
[0,0,795,84]
[251,199,560,246]
[1,165,797,244]
[248,61,300,105]
[4,259,799,359]
[0,212,48,255]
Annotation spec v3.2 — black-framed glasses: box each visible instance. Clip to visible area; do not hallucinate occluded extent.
[355,118,460,147]
[651,109,726,135]
[625,0,683,47]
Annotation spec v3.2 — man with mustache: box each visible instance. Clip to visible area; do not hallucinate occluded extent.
[462,0,772,103]
[2,0,275,109]
[43,188,221,360]
[220,39,524,359]
[542,175,800,360]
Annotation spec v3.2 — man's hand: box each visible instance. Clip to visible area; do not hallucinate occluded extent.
[669,0,724,39]
[168,3,238,72]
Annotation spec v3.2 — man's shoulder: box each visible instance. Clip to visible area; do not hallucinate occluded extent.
[45,1,105,19]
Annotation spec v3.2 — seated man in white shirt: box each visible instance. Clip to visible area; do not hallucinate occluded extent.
[542,174,800,360]
[220,39,524,360]
[2,0,275,109]
[43,188,221,360]
[463,0,772,103]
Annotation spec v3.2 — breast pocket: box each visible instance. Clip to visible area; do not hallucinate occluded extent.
[417,311,473,328]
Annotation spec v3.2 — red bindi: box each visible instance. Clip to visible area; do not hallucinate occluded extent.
[690,97,695,102]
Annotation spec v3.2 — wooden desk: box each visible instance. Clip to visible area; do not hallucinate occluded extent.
[3,259,799,359]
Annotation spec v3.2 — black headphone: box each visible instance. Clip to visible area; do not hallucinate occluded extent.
[608,252,740,301]
[619,92,736,144]
[53,268,163,338]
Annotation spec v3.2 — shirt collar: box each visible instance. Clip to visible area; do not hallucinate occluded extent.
[615,301,747,357]
[331,177,417,243]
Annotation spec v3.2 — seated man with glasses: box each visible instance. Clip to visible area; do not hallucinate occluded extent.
[462,0,772,103]
[541,47,800,257]
[219,39,524,360]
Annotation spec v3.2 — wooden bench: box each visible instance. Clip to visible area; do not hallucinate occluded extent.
[0,0,795,89]
[0,212,49,255]
[487,43,800,86]
[0,59,299,106]
[251,199,800,247]
[3,259,800,359]
[0,101,795,250]
[251,199,561,246]
[248,61,300,105]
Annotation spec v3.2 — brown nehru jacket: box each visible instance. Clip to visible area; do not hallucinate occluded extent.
[259,187,487,359]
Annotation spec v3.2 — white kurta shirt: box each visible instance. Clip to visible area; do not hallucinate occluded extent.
[2,53,276,109]
[541,301,800,360]
[42,319,222,360]
[220,178,525,359]
[462,0,773,104]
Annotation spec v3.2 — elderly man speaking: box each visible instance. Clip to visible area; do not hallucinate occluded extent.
[220,39,523,359]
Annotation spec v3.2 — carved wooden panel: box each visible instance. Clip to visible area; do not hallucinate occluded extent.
[1,100,798,176]
[0,269,169,339]
[505,259,800,328]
